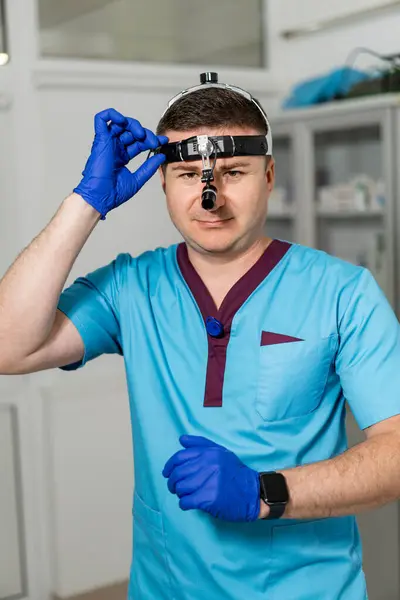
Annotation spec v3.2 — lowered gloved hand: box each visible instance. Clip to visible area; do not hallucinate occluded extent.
[74,108,168,220]
[162,435,260,522]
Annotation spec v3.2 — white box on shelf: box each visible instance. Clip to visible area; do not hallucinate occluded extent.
[318,184,367,212]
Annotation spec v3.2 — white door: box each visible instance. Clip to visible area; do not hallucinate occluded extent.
[0,378,51,600]
[0,402,29,599]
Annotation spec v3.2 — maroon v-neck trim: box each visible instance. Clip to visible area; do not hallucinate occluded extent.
[176,239,292,407]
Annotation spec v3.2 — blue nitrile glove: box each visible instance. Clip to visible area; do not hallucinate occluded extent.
[74,108,168,220]
[162,435,260,522]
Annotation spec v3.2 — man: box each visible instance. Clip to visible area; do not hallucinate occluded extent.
[1,73,400,600]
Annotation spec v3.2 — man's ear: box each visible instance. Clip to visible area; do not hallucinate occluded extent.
[265,157,275,191]
[159,164,166,194]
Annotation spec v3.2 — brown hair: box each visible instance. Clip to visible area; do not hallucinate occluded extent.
[156,87,269,136]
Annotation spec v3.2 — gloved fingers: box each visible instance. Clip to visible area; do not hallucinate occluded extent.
[122,131,167,155]
[179,489,211,512]
[94,108,127,135]
[166,457,202,494]
[128,153,166,195]
[124,117,147,142]
[119,130,135,146]
[126,141,151,160]
[110,123,126,137]
[179,435,221,449]
[162,447,202,478]
[142,127,161,149]
[122,121,168,151]
[125,134,165,160]
[130,124,163,150]
[174,467,215,498]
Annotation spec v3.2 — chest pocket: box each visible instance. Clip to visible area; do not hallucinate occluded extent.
[255,334,337,422]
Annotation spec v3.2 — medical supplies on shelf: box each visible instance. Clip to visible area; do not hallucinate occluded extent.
[317,176,385,215]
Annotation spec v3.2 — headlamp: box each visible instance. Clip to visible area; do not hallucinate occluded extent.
[154,72,273,211]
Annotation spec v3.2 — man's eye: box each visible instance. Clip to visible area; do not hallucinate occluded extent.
[226,170,243,177]
[180,172,199,179]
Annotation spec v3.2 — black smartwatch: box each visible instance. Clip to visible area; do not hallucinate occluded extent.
[259,471,289,520]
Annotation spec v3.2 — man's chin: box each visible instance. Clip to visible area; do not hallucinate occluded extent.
[187,231,242,255]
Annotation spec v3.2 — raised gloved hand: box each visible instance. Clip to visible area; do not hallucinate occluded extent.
[162,435,260,522]
[74,108,168,220]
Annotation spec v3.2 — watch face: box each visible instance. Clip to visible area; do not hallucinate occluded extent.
[261,473,289,503]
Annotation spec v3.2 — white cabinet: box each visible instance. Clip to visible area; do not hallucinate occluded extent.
[0,378,51,600]
[269,94,400,313]
[269,94,400,600]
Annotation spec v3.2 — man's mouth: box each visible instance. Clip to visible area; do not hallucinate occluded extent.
[196,218,233,224]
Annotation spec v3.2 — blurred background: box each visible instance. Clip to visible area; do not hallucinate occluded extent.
[1,1,400,599]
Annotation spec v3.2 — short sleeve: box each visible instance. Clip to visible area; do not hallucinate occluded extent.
[336,268,400,430]
[57,256,125,371]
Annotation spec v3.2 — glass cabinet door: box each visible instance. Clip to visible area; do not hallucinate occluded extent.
[314,124,388,295]
[266,135,296,242]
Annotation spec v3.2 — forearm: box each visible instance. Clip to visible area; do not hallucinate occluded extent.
[259,432,400,519]
[0,193,100,364]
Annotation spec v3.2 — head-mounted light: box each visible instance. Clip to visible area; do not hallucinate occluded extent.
[154,72,273,210]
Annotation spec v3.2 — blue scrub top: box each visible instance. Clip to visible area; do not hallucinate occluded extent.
[57,239,400,600]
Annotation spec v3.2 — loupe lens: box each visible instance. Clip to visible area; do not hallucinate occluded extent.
[201,186,217,210]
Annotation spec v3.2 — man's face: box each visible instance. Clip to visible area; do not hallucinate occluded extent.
[159,126,275,256]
